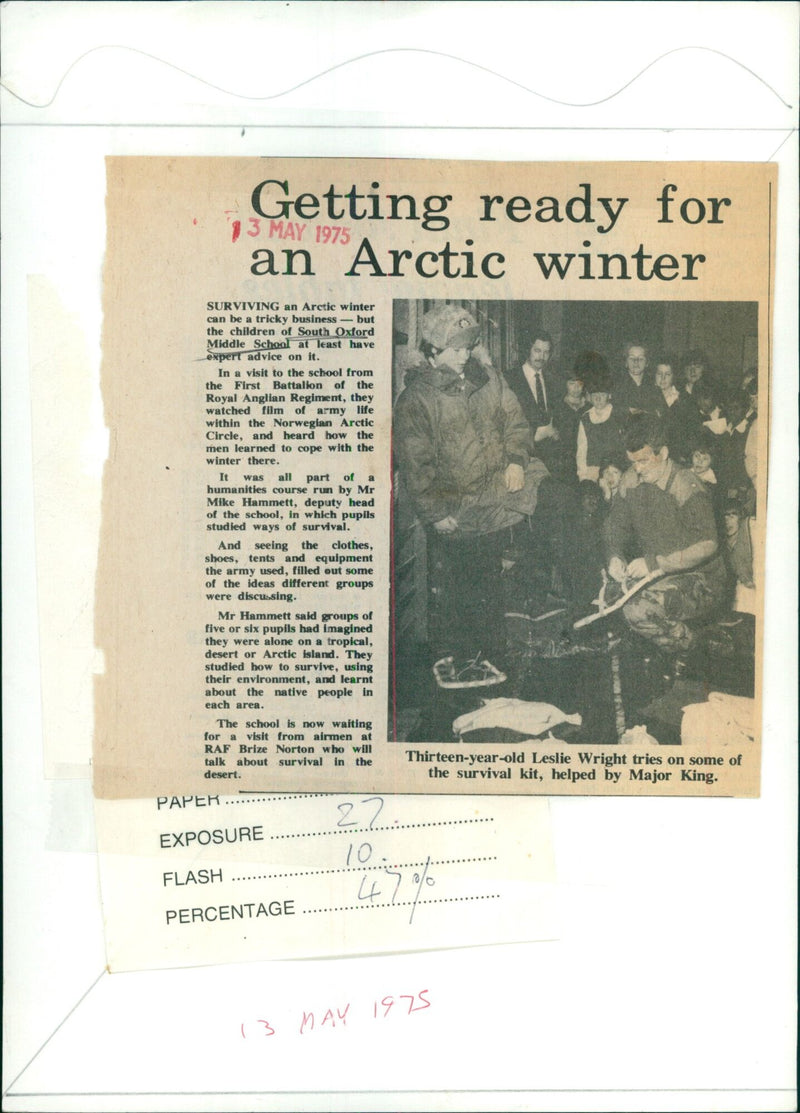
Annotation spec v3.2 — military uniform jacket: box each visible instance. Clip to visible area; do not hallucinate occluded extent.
[605,459,722,574]
[394,358,542,526]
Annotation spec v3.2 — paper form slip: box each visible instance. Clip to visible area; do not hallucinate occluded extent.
[94,793,556,971]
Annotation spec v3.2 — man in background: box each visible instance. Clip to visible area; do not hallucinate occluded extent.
[505,328,571,480]
[505,330,560,442]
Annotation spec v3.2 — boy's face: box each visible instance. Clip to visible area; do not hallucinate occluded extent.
[434,345,471,373]
[602,465,622,489]
[655,364,674,390]
[685,362,704,385]
[626,347,647,375]
[724,511,741,537]
[566,377,583,400]
[692,449,712,474]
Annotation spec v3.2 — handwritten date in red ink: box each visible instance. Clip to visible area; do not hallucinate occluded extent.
[372,992,431,1020]
[240,990,430,1040]
[226,213,351,245]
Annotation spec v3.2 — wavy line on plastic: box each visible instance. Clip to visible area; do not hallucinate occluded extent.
[0,43,793,112]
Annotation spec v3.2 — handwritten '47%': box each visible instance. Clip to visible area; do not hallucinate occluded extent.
[335,796,437,923]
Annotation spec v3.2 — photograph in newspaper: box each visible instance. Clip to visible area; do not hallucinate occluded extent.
[93,157,772,799]
[390,298,759,755]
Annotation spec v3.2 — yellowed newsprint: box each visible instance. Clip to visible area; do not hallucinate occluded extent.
[95,158,773,799]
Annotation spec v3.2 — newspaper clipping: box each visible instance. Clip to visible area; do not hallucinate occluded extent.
[94,158,772,798]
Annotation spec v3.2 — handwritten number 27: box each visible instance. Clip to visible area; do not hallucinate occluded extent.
[336,796,384,830]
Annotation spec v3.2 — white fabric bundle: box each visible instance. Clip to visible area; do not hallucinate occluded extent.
[452,698,582,738]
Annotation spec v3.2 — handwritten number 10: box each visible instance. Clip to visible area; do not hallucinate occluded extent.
[346,841,372,866]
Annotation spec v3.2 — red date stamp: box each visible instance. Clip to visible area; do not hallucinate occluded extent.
[226,211,351,245]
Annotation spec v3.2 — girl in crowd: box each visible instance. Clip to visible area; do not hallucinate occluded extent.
[654,355,702,464]
[689,430,724,532]
[717,389,756,512]
[575,356,627,482]
[693,382,725,431]
[681,348,711,400]
[550,365,588,483]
